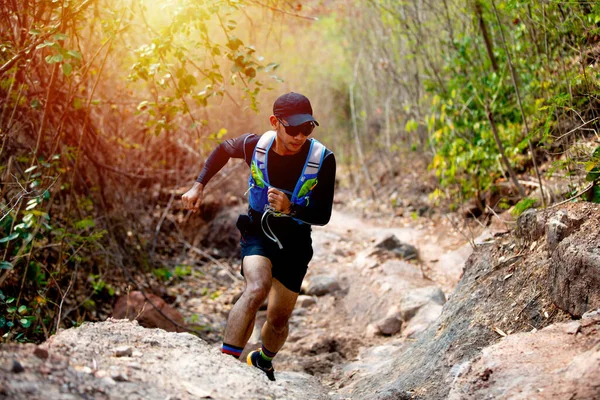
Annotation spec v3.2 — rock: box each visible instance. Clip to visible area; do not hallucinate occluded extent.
[114,346,133,357]
[403,304,444,339]
[112,291,185,332]
[582,308,600,319]
[303,275,341,296]
[376,315,402,336]
[95,370,108,378]
[549,216,600,317]
[374,235,418,260]
[33,346,49,360]
[100,377,117,386]
[110,371,129,382]
[297,295,317,308]
[515,208,545,242]
[11,360,24,373]
[545,210,584,253]
[447,316,600,400]
[398,286,446,322]
[201,206,245,258]
[365,323,380,338]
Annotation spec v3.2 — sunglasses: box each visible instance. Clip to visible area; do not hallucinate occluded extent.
[277,117,316,137]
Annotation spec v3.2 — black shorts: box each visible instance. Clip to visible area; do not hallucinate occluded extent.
[236,214,313,293]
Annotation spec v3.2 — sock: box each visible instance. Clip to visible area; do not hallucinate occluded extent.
[221,343,243,358]
[258,344,277,368]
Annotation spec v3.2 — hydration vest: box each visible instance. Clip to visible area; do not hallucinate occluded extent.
[248,130,326,224]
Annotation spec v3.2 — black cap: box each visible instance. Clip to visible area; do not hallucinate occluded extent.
[273,92,319,127]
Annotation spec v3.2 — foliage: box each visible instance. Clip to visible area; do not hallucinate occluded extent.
[341,0,600,206]
[0,0,291,343]
[510,198,537,217]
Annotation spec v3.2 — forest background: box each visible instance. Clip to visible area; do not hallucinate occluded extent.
[0,0,599,344]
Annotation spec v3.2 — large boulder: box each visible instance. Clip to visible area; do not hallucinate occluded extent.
[448,311,600,400]
[339,202,600,400]
[0,319,331,399]
[112,291,185,332]
[548,208,600,317]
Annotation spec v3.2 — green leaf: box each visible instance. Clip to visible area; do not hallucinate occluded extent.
[0,261,13,270]
[54,33,68,41]
[0,232,19,243]
[31,99,41,110]
[36,41,55,49]
[74,218,95,230]
[67,50,82,60]
[585,168,600,182]
[18,305,27,314]
[20,318,32,328]
[29,29,41,35]
[62,63,72,77]
[45,54,64,64]
[24,165,38,173]
[591,185,600,204]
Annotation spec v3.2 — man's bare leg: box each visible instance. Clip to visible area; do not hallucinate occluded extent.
[223,255,272,348]
[260,278,298,353]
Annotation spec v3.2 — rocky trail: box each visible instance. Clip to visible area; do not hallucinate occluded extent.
[2,203,600,399]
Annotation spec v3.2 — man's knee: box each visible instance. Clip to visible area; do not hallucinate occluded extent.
[243,283,270,310]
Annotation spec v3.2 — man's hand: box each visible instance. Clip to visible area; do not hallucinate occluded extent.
[267,187,291,214]
[182,182,205,213]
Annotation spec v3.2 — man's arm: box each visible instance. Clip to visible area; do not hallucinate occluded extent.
[195,133,256,185]
[182,133,256,213]
[289,152,336,225]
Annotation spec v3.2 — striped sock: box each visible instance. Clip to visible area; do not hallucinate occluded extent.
[221,343,243,358]
[259,344,277,365]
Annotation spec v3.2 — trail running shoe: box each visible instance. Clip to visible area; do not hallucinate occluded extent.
[247,349,276,381]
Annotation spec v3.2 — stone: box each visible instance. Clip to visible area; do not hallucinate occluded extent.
[403,304,444,339]
[398,286,446,322]
[114,346,133,357]
[296,295,317,308]
[374,235,419,260]
[515,208,545,242]
[33,346,49,360]
[447,317,600,400]
[376,315,402,336]
[549,227,600,317]
[582,308,600,320]
[111,371,129,382]
[112,291,185,332]
[304,275,341,296]
[365,323,380,338]
[545,211,569,253]
[11,360,24,373]
[101,377,117,386]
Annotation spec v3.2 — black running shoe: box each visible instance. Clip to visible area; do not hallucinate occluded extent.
[247,349,276,381]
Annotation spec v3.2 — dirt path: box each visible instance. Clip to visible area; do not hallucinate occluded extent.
[1,209,474,400]
[249,209,472,389]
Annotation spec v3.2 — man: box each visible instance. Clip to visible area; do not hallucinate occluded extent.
[182,92,336,381]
